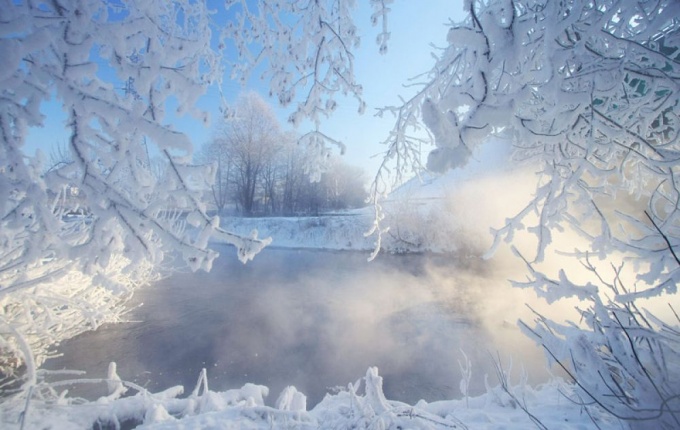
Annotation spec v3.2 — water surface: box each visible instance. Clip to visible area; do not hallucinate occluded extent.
[44,247,550,406]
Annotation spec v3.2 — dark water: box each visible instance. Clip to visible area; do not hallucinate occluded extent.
[43,247,550,407]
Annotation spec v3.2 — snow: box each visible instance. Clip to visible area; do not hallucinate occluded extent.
[3,366,618,430]
[218,213,375,252]
[216,202,464,256]
[275,386,307,412]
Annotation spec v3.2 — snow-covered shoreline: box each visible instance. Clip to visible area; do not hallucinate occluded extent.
[214,200,464,256]
[217,213,377,253]
[4,365,616,429]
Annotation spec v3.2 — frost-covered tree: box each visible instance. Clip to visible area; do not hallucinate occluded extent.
[202,91,369,216]
[319,157,368,210]
[0,0,276,398]
[211,92,282,216]
[372,0,680,426]
[197,139,233,213]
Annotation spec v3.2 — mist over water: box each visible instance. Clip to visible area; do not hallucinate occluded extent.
[42,166,586,407]
[42,156,665,410]
[44,246,554,407]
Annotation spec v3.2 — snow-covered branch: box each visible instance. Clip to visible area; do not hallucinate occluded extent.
[0,0,273,399]
[369,0,680,425]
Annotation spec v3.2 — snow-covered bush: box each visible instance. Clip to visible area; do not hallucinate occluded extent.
[517,256,680,426]
[0,251,158,399]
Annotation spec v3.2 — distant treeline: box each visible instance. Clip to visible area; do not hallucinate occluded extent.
[198,93,368,217]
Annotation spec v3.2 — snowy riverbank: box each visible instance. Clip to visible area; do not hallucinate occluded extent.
[215,183,470,256]
[217,212,377,252]
[4,365,617,429]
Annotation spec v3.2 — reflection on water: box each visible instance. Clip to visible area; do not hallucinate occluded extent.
[44,247,551,407]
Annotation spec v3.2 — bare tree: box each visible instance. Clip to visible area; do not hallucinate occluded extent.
[320,158,368,210]
[197,140,233,213]
[213,92,282,216]
[204,122,368,216]
[279,133,308,215]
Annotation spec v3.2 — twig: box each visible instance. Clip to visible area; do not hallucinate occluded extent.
[19,385,33,430]
[644,211,680,266]
[490,352,548,430]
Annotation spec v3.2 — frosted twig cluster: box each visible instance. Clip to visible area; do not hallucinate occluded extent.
[370,0,680,425]
[0,0,269,399]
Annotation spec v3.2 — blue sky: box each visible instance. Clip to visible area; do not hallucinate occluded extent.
[295,1,466,174]
[25,1,465,177]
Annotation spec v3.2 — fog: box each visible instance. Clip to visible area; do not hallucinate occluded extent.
[45,166,619,407]
[45,247,557,407]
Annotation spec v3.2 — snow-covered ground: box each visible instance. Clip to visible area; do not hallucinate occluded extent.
[218,212,376,252]
[4,365,617,429]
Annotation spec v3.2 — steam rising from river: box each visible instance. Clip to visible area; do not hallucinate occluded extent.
[46,166,613,407]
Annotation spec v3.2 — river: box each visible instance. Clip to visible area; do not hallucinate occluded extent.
[43,246,551,407]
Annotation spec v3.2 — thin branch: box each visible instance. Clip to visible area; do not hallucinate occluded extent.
[644,210,680,266]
